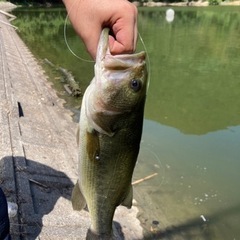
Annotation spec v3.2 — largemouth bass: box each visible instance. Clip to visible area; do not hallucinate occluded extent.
[72,28,148,239]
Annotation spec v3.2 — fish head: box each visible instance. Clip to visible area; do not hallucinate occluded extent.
[95,50,148,113]
[86,28,148,135]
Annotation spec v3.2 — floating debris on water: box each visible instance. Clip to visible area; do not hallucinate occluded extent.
[200,214,207,222]
[166,9,175,23]
[193,191,219,205]
[132,173,158,186]
[150,220,160,233]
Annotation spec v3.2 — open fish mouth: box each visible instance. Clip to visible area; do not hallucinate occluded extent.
[96,28,146,70]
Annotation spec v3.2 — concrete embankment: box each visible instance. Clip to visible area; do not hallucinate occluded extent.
[0,5,143,240]
[0,2,17,11]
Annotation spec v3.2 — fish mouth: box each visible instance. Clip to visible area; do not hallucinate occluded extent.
[104,51,146,70]
[96,28,146,69]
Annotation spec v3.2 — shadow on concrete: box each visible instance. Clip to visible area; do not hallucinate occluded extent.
[143,203,240,240]
[0,156,125,239]
[0,187,10,239]
[1,156,75,239]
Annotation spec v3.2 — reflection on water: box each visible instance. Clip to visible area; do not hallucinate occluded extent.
[12,6,240,239]
[134,119,240,239]
[138,7,240,135]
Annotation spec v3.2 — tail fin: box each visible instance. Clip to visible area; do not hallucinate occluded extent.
[86,228,113,240]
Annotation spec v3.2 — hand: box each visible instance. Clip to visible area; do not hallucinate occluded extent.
[63,0,138,60]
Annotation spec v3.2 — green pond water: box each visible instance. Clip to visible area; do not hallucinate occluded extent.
[13,6,240,239]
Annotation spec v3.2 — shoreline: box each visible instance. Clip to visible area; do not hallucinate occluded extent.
[135,0,240,7]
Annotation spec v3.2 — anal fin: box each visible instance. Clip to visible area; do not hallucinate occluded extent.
[121,185,133,209]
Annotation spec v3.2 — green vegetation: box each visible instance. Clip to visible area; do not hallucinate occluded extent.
[208,0,220,5]
[10,0,63,6]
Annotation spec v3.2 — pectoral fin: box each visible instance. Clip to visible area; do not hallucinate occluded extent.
[121,185,133,209]
[71,180,86,211]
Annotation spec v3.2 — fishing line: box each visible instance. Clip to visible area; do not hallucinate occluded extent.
[64,1,152,71]
[63,0,94,63]
[138,32,151,91]
[138,145,166,187]
[151,149,166,187]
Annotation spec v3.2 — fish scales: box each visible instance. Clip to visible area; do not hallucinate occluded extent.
[72,28,148,239]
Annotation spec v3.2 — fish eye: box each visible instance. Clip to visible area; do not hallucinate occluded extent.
[130,79,142,92]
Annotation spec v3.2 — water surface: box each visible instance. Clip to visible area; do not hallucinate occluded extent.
[13,6,240,239]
